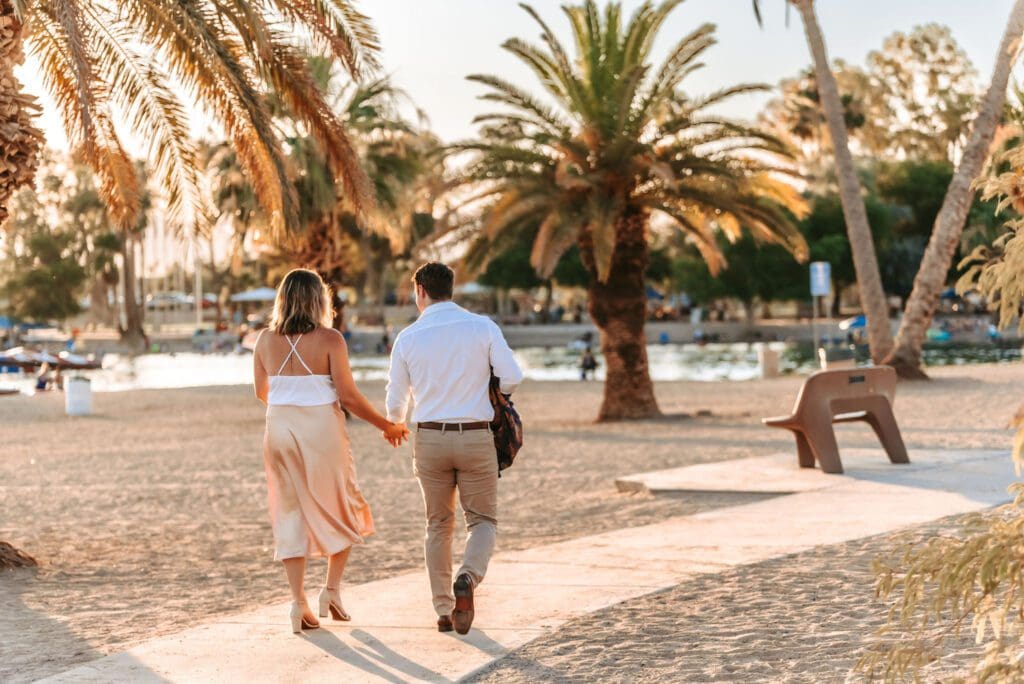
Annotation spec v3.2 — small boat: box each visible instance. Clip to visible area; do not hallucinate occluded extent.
[58,351,102,370]
[0,347,101,371]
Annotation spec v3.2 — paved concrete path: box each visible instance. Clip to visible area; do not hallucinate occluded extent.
[45,448,1014,683]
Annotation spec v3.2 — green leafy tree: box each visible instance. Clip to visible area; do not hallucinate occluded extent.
[457,1,807,421]
[863,24,980,162]
[672,234,804,322]
[798,192,893,315]
[477,240,543,291]
[876,159,957,302]
[877,160,955,239]
[759,63,874,184]
[1,188,88,322]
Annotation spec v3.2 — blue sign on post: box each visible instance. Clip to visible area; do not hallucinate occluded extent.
[810,261,831,297]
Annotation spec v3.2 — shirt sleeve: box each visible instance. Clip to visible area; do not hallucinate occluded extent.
[487,320,524,395]
[385,338,412,423]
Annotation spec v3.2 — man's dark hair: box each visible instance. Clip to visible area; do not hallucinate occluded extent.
[413,262,454,300]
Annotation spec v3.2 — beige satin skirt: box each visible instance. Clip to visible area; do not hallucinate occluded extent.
[263,403,375,560]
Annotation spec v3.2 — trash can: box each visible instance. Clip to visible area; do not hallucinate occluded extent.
[756,343,779,379]
[65,376,92,416]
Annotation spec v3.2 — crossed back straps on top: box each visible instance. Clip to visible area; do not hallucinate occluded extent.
[275,334,315,376]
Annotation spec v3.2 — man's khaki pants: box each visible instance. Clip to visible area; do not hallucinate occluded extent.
[413,426,498,617]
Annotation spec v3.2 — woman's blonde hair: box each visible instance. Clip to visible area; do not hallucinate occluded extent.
[270,269,334,335]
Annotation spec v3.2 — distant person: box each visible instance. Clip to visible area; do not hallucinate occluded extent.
[579,347,598,380]
[35,363,53,391]
[572,303,584,324]
[252,268,409,634]
[386,262,523,635]
[331,294,352,342]
[376,325,391,354]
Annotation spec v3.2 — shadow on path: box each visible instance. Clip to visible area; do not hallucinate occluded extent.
[304,627,446,683]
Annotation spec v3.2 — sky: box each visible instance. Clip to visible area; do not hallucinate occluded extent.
[22,0,1021,152]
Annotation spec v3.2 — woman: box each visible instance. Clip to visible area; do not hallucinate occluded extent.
[253,269,408,634]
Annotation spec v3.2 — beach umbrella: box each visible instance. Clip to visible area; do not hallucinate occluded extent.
[645,285,665,301]
[230,287,277,303]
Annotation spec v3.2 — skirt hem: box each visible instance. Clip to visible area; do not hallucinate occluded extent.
[273,527,375,561]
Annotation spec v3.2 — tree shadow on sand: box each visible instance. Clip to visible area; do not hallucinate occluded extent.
[0,567,168,683]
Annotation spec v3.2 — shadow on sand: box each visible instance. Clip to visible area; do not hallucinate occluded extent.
[0,566,168,683]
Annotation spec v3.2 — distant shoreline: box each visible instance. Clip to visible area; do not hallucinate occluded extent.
[66,315,1014,356]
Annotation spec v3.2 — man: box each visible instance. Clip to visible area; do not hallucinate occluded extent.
[386,262,523,635]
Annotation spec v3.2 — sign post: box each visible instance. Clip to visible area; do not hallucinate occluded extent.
[809,261,832,360]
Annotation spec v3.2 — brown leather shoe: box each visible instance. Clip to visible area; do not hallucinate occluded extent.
[437,615,453,632]
[452,573,475,635]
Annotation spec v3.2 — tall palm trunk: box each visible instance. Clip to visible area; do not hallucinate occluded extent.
[885,0,1024,379]
[120,230,145,346]
[582,208,660,422]
[794,0,894,362]
[0,0,43,223]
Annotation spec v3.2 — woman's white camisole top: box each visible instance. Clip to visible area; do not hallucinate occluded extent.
[267,334,338,407]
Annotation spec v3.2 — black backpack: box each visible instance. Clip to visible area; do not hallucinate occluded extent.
[489,371,523,474]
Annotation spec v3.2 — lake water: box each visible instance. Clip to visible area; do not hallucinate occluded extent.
[1,342,1020,393]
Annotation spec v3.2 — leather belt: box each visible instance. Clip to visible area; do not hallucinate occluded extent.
[417,421,490,432]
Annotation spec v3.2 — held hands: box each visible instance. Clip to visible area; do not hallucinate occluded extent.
[383,422,410,448]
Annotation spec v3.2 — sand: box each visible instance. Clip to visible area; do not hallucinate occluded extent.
[1,362,1021,681]
[467,516,983,683]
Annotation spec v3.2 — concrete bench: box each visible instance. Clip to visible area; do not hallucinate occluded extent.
[763,366,909,474]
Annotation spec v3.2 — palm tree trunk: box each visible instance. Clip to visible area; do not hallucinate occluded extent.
[583,209,661,422]
[884,0,1024,379]
[120,230,145,346]
[794,0,894,363]
[743,300,756,326]
[541,279,554,323]
[207,237,224,324]
[0,541,36,568]
[0,0,42,225]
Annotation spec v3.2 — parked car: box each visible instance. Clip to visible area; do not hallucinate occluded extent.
[146,292,191,311]
[183,293,218,310]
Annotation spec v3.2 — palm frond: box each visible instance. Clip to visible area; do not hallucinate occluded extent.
[451,0,805,286]
[119,0,296,234]
[33,1,140,228]
[80,5,199,231]
[270,0,380,76]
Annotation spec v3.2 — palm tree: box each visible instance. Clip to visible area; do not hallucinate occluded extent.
[0,0,378,238]
[884,0,1024,378]
[753,0,893,362]
[201,140,263,310]
[267,65,441,310]
[455,1,807,421]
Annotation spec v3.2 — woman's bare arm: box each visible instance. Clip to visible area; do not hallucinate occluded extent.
[327,330,407,443]
[253,330,269,404]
